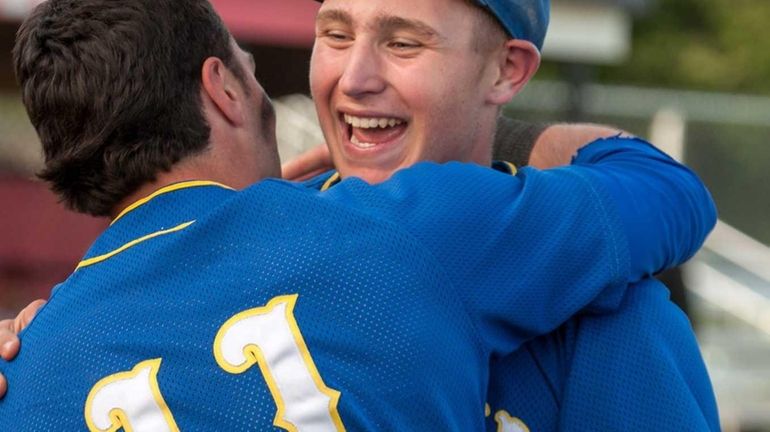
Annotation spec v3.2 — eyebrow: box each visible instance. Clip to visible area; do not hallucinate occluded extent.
[316,9,444,42]
[316,9,353,27]
[374,15,442,40]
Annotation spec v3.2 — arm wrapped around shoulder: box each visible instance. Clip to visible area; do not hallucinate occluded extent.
[321,138,716,353]
[569,136,717,280]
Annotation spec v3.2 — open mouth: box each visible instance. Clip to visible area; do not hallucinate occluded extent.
[342,113,408,150]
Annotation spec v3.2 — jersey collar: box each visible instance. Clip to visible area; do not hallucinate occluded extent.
[318,161,517,191]
[112,180,233,225]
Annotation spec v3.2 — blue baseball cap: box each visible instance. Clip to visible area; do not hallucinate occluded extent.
[474,0,550,50]
[313,0,549,51]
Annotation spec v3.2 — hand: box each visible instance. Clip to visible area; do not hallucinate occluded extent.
[0,299,46,399]
[281,144,334,182]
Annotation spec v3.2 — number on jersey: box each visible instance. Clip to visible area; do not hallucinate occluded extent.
[84,358,179,432]
[214,294,345,432]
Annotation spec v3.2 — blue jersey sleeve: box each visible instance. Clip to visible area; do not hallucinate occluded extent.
[320,137,716,356]
[570,137,717,279]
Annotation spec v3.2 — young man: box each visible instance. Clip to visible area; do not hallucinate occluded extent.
[298,0,720,430]
[0,0,716,430]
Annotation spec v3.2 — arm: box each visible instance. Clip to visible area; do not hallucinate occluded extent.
[492,116,629,169]
[572,138,715,280]
[528,123,631,168]
[323,137,715,356]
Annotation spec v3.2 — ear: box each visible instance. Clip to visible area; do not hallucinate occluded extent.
[485,39,541,106]
[201,56,246,126]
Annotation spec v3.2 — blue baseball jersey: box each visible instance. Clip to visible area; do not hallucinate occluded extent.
[313,137,721,432]
[0,138,715,431]
[483,278,720,432]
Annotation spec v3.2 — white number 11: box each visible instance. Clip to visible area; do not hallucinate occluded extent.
[84,295,344,431]
[213,294,346,432]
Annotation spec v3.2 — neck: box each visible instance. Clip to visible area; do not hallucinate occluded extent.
[108,141,280,219]
[462,107,502,166]
[469,118,497,167]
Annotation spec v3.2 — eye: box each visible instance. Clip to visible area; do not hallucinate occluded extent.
[386,38,423,57]
[389,39,421,50]
[321,29,353,44]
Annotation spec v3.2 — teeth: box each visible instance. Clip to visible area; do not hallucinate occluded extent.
[344,114,404,129]
[350,134,376,148]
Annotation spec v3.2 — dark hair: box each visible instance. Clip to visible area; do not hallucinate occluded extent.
[13,0,244,216]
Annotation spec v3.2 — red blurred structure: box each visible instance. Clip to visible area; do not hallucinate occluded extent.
[210,0,319,47]
[0,176,107,316]
[0,0,320,47]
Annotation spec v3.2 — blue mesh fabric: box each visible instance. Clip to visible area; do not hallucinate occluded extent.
[0,138,715,430]
[484,279,720,431]
[558,278,720,431]
[316,138,720,432]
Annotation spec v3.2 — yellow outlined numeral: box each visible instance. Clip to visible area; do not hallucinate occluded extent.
[84,358,179,432]
[213,294,345,432]
[494,410,530,432]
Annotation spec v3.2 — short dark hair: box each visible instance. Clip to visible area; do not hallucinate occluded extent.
[13,0,243,216]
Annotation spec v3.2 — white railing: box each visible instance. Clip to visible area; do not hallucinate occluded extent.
[508,80,770,127]
[687,221,770,337]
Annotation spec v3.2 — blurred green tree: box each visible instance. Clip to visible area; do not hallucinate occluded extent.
[601,0,770,94]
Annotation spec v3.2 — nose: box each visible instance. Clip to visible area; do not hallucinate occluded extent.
[338,42,386,98]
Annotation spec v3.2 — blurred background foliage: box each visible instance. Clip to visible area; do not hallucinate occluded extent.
[605,0,770,94]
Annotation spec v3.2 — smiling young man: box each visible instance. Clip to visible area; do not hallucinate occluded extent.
[309,0,541,183]
[302,0,721,430]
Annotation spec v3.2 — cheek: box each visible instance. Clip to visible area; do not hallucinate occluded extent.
[310,45,348,83]
[399,60,474,117]
[308,67,324,102]
[309,49,334,102]
[309,67,335,132]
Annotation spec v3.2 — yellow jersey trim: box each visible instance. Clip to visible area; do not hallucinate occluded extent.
[76,221,195,270]
[112,180,232,225]
[320,172,341,192]
[319,163,514,193]
[500,161,518,175]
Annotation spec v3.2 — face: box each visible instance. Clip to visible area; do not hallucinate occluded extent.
[229,39,282,182]
[310,0,503,183]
